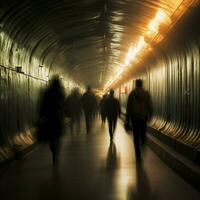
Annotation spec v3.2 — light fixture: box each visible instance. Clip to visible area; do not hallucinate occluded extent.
[103,0,197,92]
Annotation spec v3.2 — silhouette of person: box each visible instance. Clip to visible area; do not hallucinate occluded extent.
[99,94,107,125]
[81,86,97,134]
[65,88,82,133]
[37,75,65,166]
[126,79,153,162]
[105,89,121,141]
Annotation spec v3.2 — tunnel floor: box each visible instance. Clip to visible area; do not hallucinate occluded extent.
[0,118,199,200]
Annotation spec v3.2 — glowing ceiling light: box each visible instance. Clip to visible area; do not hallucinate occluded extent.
[124,36,147,66]
[104,77,114,90]
[148,20,159,32]
[103,1,196,92]
[148,9,169,35]
[103,67,124,90]
[124,47,134,66]
[104,36,148,91]
[103,10,169,91]
[155,9,168,23]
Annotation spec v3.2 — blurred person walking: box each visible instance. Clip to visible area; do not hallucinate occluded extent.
[99,94,107,125]
[125,79,153,163]
[81,86,98,134]
[105,89,121,141]
[37,75,65,166]
[65,88,82,133]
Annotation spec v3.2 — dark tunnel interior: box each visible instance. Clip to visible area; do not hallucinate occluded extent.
[0,0,200,198]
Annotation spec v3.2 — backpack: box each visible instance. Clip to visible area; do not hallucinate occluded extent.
[131,90,148,120]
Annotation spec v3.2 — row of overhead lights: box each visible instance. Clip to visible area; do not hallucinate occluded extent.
[103,9,169,91]
[103,0,198,92]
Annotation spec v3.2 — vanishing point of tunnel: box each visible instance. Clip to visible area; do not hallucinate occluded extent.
[0,0,200,200]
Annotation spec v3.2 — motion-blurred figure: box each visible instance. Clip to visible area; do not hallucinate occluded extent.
[126,79,153,162]
[37,75,65,166]
[65,88,82,133]
[81,86,97,134]
[99,94,107,125]
[105,89,121,141]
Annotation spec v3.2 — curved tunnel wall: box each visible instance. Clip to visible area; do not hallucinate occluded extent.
[0,1,199,165]
[0,37,77,164]
[148,43,200,147]
[120,41,200,163]
[0,4,52,162]
[0,65,47,163]
[119,7,200,163]
[147,41,200,162]
[0,42,79,165]
[0,11,51,163]
[0,2,85,163]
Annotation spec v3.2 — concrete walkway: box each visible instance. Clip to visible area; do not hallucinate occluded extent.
[0,119,199,200]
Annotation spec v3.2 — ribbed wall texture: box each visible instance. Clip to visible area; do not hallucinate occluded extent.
[0,65,46,163]
[148,43,200,148]
[118,7,200,163]
[119,40,200,163]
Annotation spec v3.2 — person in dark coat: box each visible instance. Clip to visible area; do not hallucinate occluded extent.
[126,79,153,162]
[81,86,97,134]
[99,94,107,125]
[65,88,82,133]
[37,75,65,166]
[105,89,121,141]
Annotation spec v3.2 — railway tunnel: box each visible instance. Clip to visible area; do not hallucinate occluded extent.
[0,0,200,199]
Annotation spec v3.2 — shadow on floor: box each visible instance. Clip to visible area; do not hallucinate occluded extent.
[127,163,158,200]
[106,141,120,171]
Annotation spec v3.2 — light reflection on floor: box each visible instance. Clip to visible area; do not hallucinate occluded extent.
[0,118,199,200]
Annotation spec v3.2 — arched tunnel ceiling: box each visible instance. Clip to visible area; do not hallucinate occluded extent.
[0,0,192,89]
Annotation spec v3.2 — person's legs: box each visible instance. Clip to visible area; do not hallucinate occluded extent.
[133,132,141,159]
[101,114,106,126]
[108,118,113,140]
[131,120,141,160]
[49,137,59,166]
[113,118,117,134]
[85,113,92,134]
[140,120,147,150]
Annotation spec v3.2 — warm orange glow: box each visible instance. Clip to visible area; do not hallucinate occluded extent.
[104,9,169,91]
[148,9,170,34]
[124,36,147,66]
[93,89,105,97]
[103,0,198,92]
